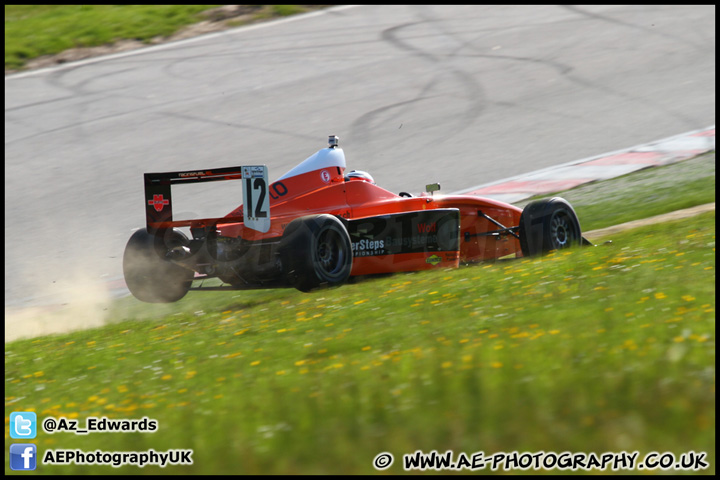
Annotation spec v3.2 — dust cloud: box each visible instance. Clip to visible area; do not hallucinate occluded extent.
[4,275,117,343]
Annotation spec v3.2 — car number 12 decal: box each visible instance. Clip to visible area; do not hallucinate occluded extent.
[242,165,270,233]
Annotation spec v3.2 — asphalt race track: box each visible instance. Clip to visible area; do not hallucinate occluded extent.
[4,6,715,322]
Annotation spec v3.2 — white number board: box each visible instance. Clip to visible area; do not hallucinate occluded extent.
[242,165,270,233]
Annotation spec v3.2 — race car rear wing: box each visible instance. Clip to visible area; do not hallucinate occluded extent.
[143,165,270,233]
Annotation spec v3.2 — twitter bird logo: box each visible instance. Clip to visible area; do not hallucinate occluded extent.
[10,412,37,439]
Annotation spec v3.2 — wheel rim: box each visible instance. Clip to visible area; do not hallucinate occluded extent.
[315,228,346,277]
[550,212,574,249]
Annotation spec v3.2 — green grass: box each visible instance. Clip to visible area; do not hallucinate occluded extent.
[4,5,324,71]
[5,209,715,474]
[5,5,218,70]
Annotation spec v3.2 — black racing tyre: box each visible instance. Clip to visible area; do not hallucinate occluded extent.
[519,197,582,256]
[280,214,353,292]
[123,228,194,303]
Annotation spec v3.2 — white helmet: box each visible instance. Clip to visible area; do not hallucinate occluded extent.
[344,170,375,184]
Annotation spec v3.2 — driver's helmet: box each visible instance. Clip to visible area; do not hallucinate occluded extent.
[344,170,375,184]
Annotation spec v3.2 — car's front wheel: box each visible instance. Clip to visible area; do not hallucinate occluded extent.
[519,197,582,256]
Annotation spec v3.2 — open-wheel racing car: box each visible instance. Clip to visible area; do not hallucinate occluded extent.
[123,135,590,303]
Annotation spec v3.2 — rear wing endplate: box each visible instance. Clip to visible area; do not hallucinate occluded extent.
[144,165,270,233]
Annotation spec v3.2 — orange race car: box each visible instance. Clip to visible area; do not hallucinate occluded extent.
[123,136,589,303]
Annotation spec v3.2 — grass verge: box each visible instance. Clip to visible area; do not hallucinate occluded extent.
[5,5,325,71]
[517,152,715,232]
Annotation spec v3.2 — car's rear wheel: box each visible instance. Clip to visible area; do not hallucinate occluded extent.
[280,214,353,292]
[519,197,582,256]
[123,228,194,303]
